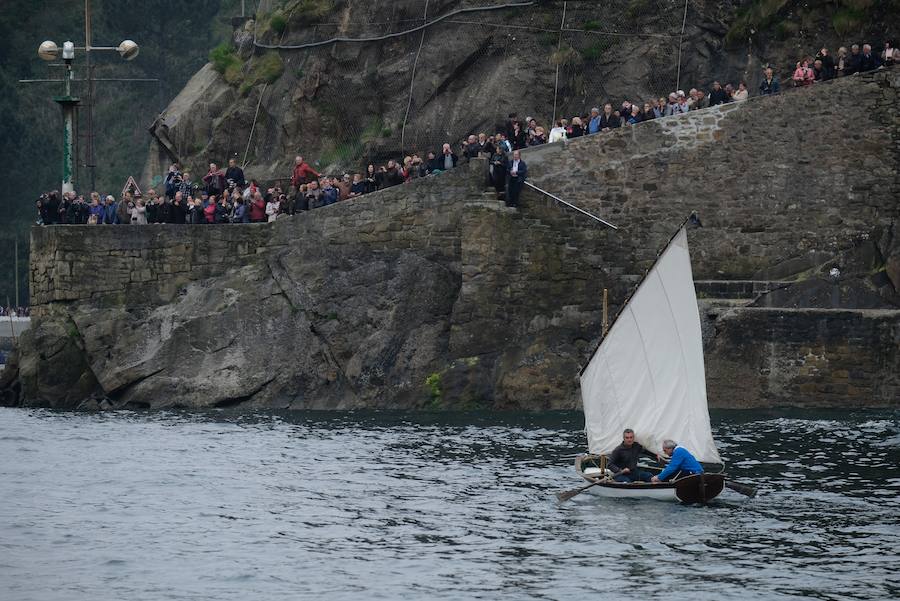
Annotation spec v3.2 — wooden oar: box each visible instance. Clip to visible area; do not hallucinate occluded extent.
[556,481,602,502]
[724,480,757,498]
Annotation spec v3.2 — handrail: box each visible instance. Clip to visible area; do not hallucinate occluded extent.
[524,181,619,230]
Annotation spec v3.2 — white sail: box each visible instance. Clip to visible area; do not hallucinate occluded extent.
[580,228,721,464]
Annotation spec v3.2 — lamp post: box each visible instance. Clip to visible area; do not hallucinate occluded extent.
[36,37,139,194]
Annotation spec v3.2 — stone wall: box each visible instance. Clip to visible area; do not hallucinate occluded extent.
[8,69,900,410]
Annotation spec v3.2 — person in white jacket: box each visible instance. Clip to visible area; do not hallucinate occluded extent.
[548,119,568,144]
[265,197,280,222]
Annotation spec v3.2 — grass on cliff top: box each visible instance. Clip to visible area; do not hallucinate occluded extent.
[210,43,243,84]
[724,0,877,48]
[238,52,285,95]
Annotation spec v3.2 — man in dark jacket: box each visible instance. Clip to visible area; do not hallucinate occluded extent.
[225,158,246,188]
[608,429,655,483]
[858,43,881,72]
[505,149,527,208]
[598,103,620,131]
[708,81,729,106]
[759,67,780,95]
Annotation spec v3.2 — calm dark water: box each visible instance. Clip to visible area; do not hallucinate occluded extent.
[1,407,898,601]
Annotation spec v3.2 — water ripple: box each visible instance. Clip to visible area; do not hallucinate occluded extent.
[0,407,897,600]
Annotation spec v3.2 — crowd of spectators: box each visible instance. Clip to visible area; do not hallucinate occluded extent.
[36,38,895,224]
[0,306,29,318]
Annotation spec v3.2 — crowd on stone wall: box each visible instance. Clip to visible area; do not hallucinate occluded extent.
[35,38,895,225]
[0,306,29,318]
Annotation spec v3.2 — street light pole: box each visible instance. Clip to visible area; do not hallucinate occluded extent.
[35,34,139,195]
[52,42,80,195]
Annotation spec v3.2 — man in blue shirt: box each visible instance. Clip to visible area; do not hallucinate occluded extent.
[588,107,602,134]
[651,439,704,482]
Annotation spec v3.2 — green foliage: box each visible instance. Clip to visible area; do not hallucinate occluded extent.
[236,51,284,94]
[581,40,612,61]
[538,32,558,47]
[425,372,442,408]
[210,43,243,84]
[626,0,651,20]
[270,11,288,35]
[280,0,334,23]
[551,45,582,66]
[724,0,790,48]
[832,8,864,36]
[318,141,363,168]
[583,20,602,31]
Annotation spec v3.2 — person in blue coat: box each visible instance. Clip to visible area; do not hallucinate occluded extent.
[651,439,704,482]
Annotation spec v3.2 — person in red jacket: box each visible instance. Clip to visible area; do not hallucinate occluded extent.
[204,196,217,223]
[249,191,267,223]
[290,155,319,188]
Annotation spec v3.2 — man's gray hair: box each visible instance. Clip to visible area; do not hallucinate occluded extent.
[662,439,677,450]
[623,428,634,435]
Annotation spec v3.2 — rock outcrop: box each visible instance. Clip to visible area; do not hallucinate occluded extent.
[7,69,899,411]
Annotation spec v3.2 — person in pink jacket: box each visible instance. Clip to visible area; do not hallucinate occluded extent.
[792,59,815,87]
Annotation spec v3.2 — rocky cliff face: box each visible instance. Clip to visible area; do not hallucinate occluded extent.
[143,0,899,185]
[6,69,899,411]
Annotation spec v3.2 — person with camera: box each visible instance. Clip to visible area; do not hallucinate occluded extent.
[203,163,226,196]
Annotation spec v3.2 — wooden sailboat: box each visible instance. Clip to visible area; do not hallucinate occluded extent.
[561,224,746,503]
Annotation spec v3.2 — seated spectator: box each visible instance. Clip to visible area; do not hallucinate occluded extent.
[320,180,338,206]
[626,105,642,125]
[686,89,698,109]
[203,163,226,196]
[724,83,735,101]
[858,44,881,72]
[732,82,749,101]
[599,103,620,131]
[249,192,266,222]
[233,197,248,223]
[654,98,665,118]
[759,66,780,95]
[337,174,352,198]
[103,195,117,224]
[846,44,862,75]
[88,193,103,224]
[305,181,323,209]
[549,120,567,143]
[676,92,690,113]
[495,132,512,153]
[883,41,898,66]
[435,144,458,173]
[529,126,547,145]
[709,81,728,106]
[214,195,230,223]
[349,173,366,198]
[568,116,584,138]
[203,196,217,223]
[131,198,148,224]
[620,101,633,119]
[476,133,494,156]
[361,164,376,191]
[280,190,295,214]
[404,155,421,180]
[836,46,849,76]
[587,107,602,134]
[816,47,835,79]
[265,195,280,221]
[813,59,827,81]
[792,59,815,86]
[641,102,655,120]
[526,118,538,143]
[171,192,187,224]
[384,159,405,186]
[693,89,709,110]
[664,93,679,115]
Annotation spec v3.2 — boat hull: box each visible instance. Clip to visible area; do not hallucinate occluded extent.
[575,455,725,503]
